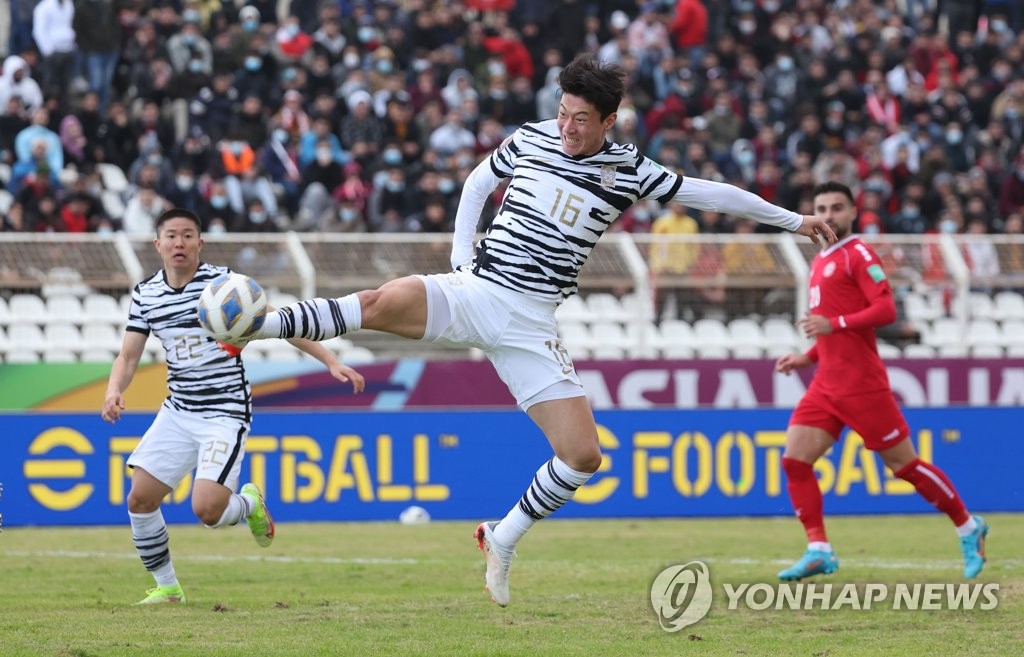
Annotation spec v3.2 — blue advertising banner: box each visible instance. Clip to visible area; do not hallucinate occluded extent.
[0,408,1020,527]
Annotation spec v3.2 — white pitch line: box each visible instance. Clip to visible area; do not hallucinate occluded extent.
[4,550,420,565]
[702,556,1022,571]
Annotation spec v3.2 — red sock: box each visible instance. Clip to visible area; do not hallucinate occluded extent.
[782,457,827,543]
[895,459,970,526]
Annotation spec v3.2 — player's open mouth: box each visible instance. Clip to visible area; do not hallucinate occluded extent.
[562,135,581,147]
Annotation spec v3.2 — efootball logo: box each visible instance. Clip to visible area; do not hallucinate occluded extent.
[650,561,713,632]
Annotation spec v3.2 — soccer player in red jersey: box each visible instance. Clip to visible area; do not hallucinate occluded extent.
[775,181,988,580]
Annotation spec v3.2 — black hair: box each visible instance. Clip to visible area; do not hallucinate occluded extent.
[155,208,202,234]
[557,54,626,120]
[811,181,855,205]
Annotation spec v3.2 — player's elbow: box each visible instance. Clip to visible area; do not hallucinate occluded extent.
[878,299,898,326]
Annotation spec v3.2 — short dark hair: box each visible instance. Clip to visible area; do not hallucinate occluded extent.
[155,208,202,234]
[557,55,625,119]
[811,181,855,205]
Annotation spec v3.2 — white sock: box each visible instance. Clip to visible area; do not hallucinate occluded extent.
[955,516,978,537]
[130,509,178,587]
[492,457,594,549]
[207,494,250,528]
[256,294,362,340]
[809,541,832,552]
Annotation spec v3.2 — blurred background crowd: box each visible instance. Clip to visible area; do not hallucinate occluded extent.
[0,0,1022,241]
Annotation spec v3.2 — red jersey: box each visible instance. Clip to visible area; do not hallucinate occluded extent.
[805,236,896,396]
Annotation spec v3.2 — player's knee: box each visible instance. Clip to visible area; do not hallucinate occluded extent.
[126,489,161,514]
[192,499,226,526]
[565,446,603,474]
[782,456,815,480]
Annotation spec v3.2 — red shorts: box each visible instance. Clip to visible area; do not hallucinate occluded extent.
[789,385,910,451]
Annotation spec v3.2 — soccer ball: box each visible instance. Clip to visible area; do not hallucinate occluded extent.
[196,272,267,344]
[399,505,431,525]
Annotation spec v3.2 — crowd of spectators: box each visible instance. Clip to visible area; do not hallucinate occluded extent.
[0,0,1023,244]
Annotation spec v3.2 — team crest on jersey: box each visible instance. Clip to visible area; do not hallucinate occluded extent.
[600,165,617,188]
[823,262,836,277]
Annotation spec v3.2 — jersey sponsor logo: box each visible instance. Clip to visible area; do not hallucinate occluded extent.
[600,164,617,188]
[867,264,887,283]
[823,262,836,277]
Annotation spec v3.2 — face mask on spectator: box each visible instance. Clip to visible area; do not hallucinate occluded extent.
[777,57,794,72]
[946,130,963,145]
[488,61,507,77]
[245,56,262,71]
[413,58,430,73]
[385,180,405,192]
[735,149,754,165]
[339,207,358,222]
[148,154,163,166]
[243,19,259,32]
[490,89,507,100]
[992,20,1008,33]
[182,34,196,46]
[939,219,958,233]
[438,178,455,194]
[231,142,244,155]
[344,53,361,68]
[273,129,289,143]
[249,210,267,224]
[183,10,200,23]
[863,223,880,235]
[903,205,920,219]
[286,24,300,38]
[317,148,333,164]
[208,222,226,234]
[97,225,114,235]
[211,195,228,209]
[376,59,394,74]
[188,59,204,73]
[176,175,193,189]
[357,26,375,43]
[763,0,780,12]
[383,149,402,165]
[739,20,756,35]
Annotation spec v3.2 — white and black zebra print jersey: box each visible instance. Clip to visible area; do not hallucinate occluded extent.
[475,119,682,300]
[126,263,251,423]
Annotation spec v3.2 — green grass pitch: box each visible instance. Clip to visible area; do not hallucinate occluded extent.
[1,514,1021,656]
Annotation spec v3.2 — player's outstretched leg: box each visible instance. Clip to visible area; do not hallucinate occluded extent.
[475,521,516,607]
[959,515,989,578]
[893,458,985,577]
[240,483,275,548]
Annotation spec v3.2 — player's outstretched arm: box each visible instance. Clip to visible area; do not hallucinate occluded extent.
[451,159,504,270]
[102,331,148,422]
[795,215,838,246]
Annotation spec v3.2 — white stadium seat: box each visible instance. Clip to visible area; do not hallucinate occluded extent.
[46,295,86,325]
[968,292,995,319]
[993,291,1024,321]
[45,323,84,352]
[967,319,1001,348]
[83,294,124,326]
[876,342,901,358]
[559,321,593,355]
[7,323,45,350]
[625,321,661,359]
[728,318,767,357]
[590,322,627,359]
[903,291,940,322]
[81,324,123,352]
[1001,320,1024,347]
[903,344,936,358]
[555,295,592,324]
[8,294,48,325]
[585,292,629,323]
[926,318,962,348]
[762,318,801,350]
[970,345,1003,358]
[5,349,40,364]
[693,318,732,350]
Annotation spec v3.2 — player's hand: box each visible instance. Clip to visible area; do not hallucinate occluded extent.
[798,313,833,337]
[775,353,813,374]
[796,215,837,246]
[102,392,126,423]
[329,362,366,393]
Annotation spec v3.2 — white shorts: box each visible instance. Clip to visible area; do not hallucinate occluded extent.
[417,270,584,409]
[127,404,249,490]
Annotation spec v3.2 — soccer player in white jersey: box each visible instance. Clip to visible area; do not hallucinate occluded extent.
[101,208,365,605]
[219,55,837,607]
